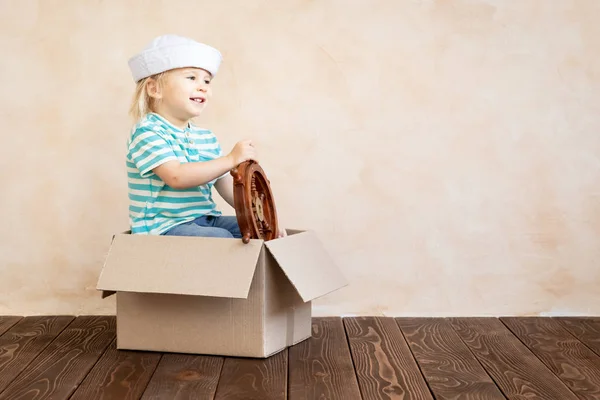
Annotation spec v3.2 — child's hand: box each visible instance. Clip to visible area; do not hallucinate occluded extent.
[228,140,257,167]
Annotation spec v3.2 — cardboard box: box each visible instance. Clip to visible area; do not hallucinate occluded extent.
[96,229,347,358]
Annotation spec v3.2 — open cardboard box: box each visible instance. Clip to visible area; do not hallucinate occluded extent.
[96,229,348,358]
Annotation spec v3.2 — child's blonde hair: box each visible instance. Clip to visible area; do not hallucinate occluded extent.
[129,72,167,122]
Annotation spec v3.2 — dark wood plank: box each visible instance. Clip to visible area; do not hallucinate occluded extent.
[214,349,287,400]
[344,317,432,399]
[0,315,115,400]
[288,316,362,400]
[70,338,161,400]
[0,317,22,336]
[141,353,223,400]
[557,318,600,357]
[502,317,600,400]
[448,317,578,400]
[0,316,74,394]
[397,318,505,400]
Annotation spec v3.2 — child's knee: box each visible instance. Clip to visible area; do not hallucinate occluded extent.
[212,228,234,239]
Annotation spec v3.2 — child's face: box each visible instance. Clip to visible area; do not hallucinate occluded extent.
[151,67,213,126]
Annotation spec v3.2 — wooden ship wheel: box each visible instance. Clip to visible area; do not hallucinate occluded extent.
[231,160,279,244]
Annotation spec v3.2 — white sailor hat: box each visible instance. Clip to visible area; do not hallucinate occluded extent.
[128,34,222,82]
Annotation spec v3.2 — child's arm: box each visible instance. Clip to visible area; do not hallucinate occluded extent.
[214,174,235,208]
[153,140,256,189]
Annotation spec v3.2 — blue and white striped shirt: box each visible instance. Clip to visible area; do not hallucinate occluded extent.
[126,113,224,235]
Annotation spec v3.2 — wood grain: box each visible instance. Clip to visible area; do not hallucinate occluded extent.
[0,316,74,394]
[2,315,599,399]
[0,316,115,400]
[288,317,362,400]
[70,338,161,400]
[344,317,432,399]
[141,353,223,400]
[214,349,287,400]
[557,318,600,357]
[397,318,505,400]
[0,317,22,336]
[502,317,600,400]
[448,317,578,400]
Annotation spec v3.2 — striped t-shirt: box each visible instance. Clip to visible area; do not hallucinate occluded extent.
[126,113,225,235]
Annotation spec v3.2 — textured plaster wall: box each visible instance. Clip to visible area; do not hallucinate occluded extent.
[1,0,599,316]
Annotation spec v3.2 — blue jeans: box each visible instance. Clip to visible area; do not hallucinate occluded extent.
[162,215,242,239]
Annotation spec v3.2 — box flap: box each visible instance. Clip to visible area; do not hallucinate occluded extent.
[264,230,348,302]
[96,233,263,298]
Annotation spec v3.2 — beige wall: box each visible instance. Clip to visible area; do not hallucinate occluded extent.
[1,0,599,316]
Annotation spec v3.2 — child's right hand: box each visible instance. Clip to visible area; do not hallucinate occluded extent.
[228,140,257,167]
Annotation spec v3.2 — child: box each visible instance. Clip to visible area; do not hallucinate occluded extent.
[126,34,283,239]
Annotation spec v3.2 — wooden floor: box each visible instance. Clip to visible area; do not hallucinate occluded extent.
[0,316,599,399]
